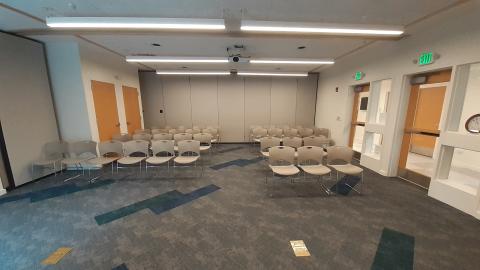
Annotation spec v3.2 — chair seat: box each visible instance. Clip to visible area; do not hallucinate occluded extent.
[117,156,146,165]
[299,164,331,176]
[174,156,199,164]
[88,156,119,165]
[211,139,218,143]
[61,157,90,165]
[254,138,262,142]
[174,146,179,151]
[200,145,211,151]
[146,156,173,165]
[261,151,269,157]
[330,164,363,175]
[33,158,61,166]
[269,165,300,176]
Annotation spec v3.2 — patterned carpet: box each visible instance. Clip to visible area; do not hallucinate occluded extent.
[0,144,479,270]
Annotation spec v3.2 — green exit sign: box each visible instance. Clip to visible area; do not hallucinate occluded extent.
[418,52,434,65]
[354,71,364,81]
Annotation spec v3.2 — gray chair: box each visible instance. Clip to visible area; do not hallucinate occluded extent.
[146,140,175,174]
[61,141,97,181]
[267,146,300,184]
[117,140,149,174]
[88,140,124,179]
[32,141,67,177]
[297,146,332,194]
[327,146,364,195]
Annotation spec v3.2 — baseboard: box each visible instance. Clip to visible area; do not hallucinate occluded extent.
[0,188,6,196]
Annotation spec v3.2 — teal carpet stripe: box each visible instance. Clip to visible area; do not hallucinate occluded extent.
[94,190,183,225]
[95,184,221,225]
[112,263,129,270]
[371,228,415,270]
[30,179,115,202]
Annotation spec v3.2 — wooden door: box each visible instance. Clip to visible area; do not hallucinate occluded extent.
[91,80,120,141]
[122,86,142,134]
[348,84,369,150]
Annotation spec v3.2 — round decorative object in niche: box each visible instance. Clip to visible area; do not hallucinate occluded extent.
[465,114,480,134]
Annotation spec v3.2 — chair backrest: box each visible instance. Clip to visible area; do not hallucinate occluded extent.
[282,137,303,149]
[153,133,173,140]
[297,146,324,165]
[284,128,299,137]
[132,133,152,141]
[203,127,218,136]
[177,126,186,132]
[164,125,172,130]
[192,125,202,130]
[68,141,97,158]
[193,133,213,144]
[151,140,175,157]
[174,133,193,144]
[252,127,268,138]
[186,128,202,134]
[123,140,149,157]
[152,128,168,134]
[168,129,177,135]
[269,146,296,165]
[112,133,131,142]
[314,128,330,138]
[299,128,314,137]
[326,146,353,165]
[178,140,200,156]
[303,136,329,147]
[134,129,150,134]
[43,141,67,159]
[268,127,283,137]
[98,141,123,157]
[260,137,281,152]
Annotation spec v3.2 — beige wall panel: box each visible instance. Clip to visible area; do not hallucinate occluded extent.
[190,77,219,128]
[218,77,245,142]
[139,72,166,128]
[244,77,271,139]
[162,77,192,127]
[270,77,297,126]
[296,75,318,127]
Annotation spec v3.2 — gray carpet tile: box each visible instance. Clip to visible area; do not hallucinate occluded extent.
[0,143,479,270]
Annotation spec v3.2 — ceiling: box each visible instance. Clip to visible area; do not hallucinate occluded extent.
[0,0,464,72]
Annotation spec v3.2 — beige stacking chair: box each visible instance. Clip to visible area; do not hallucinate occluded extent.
[284,128,299,137]
[282,137,303,149]
[186,128,201,135]
[297,146,332,193]
[151,128,165,135]
[173,140,201,176]
[177,126,186,133]
[192,125,202,130]
[117,140,149,173]
[134,129,150,134]
[61,141,97,181]
[112,133,131,142]
[153,133,173,140]
[87,141,123,179]
[252,127,268,142]
[260,137,282,158]
[174,133,193,151]
[145,140,175,174]
[314,128,330,138]
[299,128,314,138]
[133,133,152,141]
[203,127,219,143]
[194,133,213,155]
[164,126,172,130]
[267,146,300,184]
[327,146,364,194]
[268,127,283,138]
[303,136,329,148]
[32,141,67,177]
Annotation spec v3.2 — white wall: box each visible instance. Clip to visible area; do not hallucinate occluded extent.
[140,73,318,142]
[315,1,480,176]
[44,39,91,141]
[78,40,143,141]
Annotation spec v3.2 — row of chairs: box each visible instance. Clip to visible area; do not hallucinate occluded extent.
[251,126,331,140]
[259,136,330,157]
[130,126,220,142]
[267,145,363,195]
[32,139,207,180]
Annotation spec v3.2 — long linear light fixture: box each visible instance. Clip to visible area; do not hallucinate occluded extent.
[241,20,403,36]
[126,56,228,63]
[250,58,334,65]
[156,71,230,75]
[46,17,225,30]
[237,72,308,77]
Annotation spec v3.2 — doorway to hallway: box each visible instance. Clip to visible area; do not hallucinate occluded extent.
[348,84,370,159]
[398,69,451,188]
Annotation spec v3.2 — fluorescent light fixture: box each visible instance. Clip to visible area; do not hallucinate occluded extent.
[250,58,334,65]
[156,71,231,75]
[46,17,225,30]
[237,72,308,77]
[241,20,403,36]
[126,56,228,63]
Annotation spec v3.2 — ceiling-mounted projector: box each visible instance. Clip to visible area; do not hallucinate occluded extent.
[229,56,249,63]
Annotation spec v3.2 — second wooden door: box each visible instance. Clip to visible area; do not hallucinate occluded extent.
[122,86,142,134]
[92,80,120,141]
